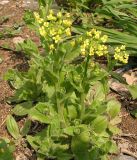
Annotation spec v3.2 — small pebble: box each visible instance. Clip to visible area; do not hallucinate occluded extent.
[13,37,25,44]
[22,0,38,10]
[0,0,9,5]
[0,56,3,64]
[16,153,28,160]
[115,154,136,160]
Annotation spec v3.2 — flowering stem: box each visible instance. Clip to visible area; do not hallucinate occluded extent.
[80,93,86,119]
[82,54,90,83]
[107,54,116,72]
[81,55,90,119]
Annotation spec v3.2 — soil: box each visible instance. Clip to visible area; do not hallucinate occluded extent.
[0,0,137,159]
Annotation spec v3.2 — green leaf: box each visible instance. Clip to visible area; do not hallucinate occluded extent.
[65,47,80,62]
[6,115,20,139]
[71,131,90,160]
[127,85,137,100]
[20,119,31,136]
[27,135,39,150]
[4,69,15,81]
[45,69,58,85]
[16,39,39,56]
[108,125,121,134]
[0,139,14,160]
[102,141,118,154]
[130,109,137,118]
[67,105,78,120]
[29,103,53,124]
[89,82,106,102]
[110,71,127,84]
[12,102,33,116]
[63,126,74,136]
[107,100,121,119]
[91,116,108,134]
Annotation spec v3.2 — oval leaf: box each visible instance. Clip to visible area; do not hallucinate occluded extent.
[92,116,108,134]
[20,119,31,136]
[12,102,33,116]
[6,115,20,139]
[107,100,121,119]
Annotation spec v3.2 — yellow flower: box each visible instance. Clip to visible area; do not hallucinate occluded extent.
[100,35,108,43]
[81,45,86,55]
[70,40,75,47]
[34,12,40,19]
[39,27,46,37]
[49,9,54,15]
[66,28,71,36]
[89,47,94,56]
[98,45,104,51]
[78,37,83,42]
[90,61,95,67]
[34,12,43,24]
[44,22,49,27]
[47,14,57,21]
[120,45,126,50]
[57,12,62,18]
[65,13,71,18]
[50,29,56,36]
[91,29,97,34]
[37,18,44,24]
[87,31,92,37]
[84,39,90,47]
[114,46,129,64]
[115,47,121,53]
[96,51,103,56]
[94,31,101,39]
[50,44,55,50]
[58,29,63,35]
[63,20,72,27]
[103,45,107,50]
[53,35,61,43]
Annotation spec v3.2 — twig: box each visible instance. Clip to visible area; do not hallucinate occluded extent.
[0,25,12,28]
[119,113,129,118]
[120,133,137,138]
[121,149,137,159]
[0,118,6,128]
[113,136,126,141]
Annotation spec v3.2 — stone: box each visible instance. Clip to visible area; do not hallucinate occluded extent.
[0,56,3,64]
[16,153,28,160]
[0,0,9,5]
[109,79,128,96]
[22,0,38,10]
[115,154,136,160]
[22,0,59,10]
[13,37,25,44]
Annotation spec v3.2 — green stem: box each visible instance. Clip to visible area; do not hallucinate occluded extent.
[80,93,86,119]
[55,83,60,113]
[55,71,66,127]
[82,54,90,83]
[107,54,116,72]
[81,55,90,119]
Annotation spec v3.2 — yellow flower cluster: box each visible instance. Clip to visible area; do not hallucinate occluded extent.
[114,45,129,63]
[47,10,57,21]
[86,29,108,43]
[34,10,72,51]
[34,11,128,63]
[34,12,44,24]
[80,29,109,57]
